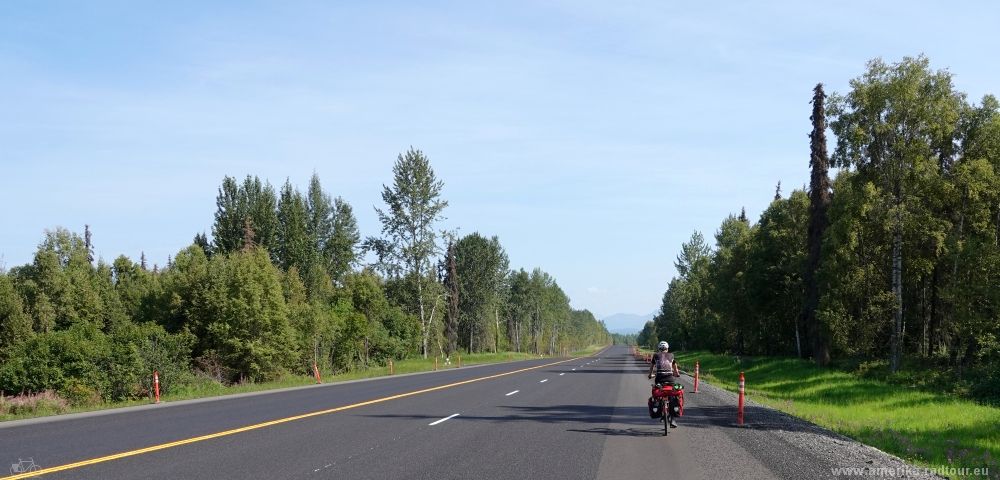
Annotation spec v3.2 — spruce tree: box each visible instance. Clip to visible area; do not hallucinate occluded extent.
[306,173,334,266]
[276,180,313,271]
[212,176,244,254]
[328,197,360,282]
[84,224,94,264]
[802,83,832,365]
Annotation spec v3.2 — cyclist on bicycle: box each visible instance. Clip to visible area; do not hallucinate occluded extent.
[648,341,681,427]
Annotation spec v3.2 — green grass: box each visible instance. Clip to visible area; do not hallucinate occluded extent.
[0,347,606,423]
[672,351,1000,478]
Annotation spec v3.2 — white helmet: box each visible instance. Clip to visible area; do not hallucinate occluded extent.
[657,341,669,351]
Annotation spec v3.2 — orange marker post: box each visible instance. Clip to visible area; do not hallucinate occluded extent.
[694,361,700,393]
[313,362,322,384]
[153,370,160,404]
[737,371,745,425]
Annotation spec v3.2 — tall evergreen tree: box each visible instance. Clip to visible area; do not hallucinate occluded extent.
[328,197,360,283]
[241,175,278,252]
[802,83,832,365]
[276,180,313,271]
[84,224,94,264]
[212,176,244,254]
[306,173,334,270]
[211,175,278,255]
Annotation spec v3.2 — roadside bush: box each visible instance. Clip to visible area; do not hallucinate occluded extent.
[0,324,108,396]
[0,322,193,403]
[61,380,102,406]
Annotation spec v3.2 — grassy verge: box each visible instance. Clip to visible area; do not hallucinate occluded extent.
[0,349,588,423]
[671,351,1000,478]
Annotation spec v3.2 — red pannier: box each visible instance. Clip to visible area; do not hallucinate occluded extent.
[651,383,684,417]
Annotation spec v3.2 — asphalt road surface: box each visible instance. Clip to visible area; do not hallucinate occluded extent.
[1,345,931,480]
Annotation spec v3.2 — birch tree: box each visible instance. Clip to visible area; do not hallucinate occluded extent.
[369,148,448,358]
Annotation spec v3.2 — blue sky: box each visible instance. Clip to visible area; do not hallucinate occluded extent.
[2,1,998,318]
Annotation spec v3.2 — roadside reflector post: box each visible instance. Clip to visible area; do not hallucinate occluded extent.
[694,361,700,393]
[434,356,438,371]
[313,362,322,384]
[458,354,462,368]
[389,360,394,375]
[153,370,160,404]
[737,371,745,425]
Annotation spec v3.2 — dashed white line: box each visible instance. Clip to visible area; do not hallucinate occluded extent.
[505,390,519,396]
[559,373,565,376]
[429,413,460,426]
[539,379,548,383]
[571,368,576,371]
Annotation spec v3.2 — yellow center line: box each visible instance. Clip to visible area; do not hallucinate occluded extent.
[2,350,607,480]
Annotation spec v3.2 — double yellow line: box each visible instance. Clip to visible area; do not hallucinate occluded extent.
[3,353,601,480]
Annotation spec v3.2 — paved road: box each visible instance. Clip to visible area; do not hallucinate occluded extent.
[0,346,923,479]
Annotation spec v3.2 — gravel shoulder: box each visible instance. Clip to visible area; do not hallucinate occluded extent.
[597,350,943,480]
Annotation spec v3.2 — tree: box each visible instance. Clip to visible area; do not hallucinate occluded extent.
[276,180,313,271]
[710,214,754,354]
[442,241,460,356]
[211,176,278,254]
[0,275,33,360]
[201,248,297,382]
[212,176,244,254]
[830,56,964,372]
[747,190,810,356]
[193,232,213,258]
[802,83,833,365]
[327,197,360,283]
[306,173,334,270]
[505,269,531,352]
[84,224,94,264]
[369,147,448,358]
[454,233,509,353]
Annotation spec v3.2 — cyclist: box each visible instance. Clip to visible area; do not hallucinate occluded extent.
[648,340,681,427]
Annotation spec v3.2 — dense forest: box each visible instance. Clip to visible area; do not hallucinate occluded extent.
[639,56,1000,403]
[0,148,609,403]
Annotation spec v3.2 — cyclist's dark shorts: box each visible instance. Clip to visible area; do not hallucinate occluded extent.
[655,372,677,385]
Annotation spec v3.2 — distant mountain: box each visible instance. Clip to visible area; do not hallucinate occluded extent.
[601,311,656,335]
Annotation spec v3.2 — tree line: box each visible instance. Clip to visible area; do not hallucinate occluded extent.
[640,56,999,402]
[0,147,609,403]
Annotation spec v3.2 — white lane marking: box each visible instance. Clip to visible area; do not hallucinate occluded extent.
[429,413,460,426]
[539,379,548,383]
[559,373,565,376]
[505,390,519,396]
[571,368,576,371]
